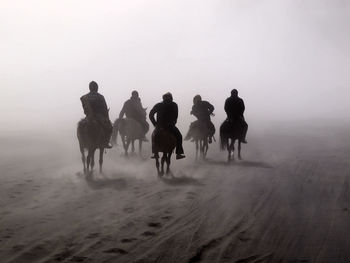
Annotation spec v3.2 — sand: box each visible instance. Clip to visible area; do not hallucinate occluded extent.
[0,124,350,263]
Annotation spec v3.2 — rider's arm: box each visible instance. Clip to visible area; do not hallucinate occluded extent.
[119,103,126,119]
[173,103,178,125]
[101,96,109,117]
[224,98,229,115]
[208,102,214,115]
[149,105,157,126]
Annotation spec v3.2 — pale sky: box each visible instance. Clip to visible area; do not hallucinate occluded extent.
[1,0,349,132]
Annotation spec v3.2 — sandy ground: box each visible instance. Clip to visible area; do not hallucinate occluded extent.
[0,124,350,263]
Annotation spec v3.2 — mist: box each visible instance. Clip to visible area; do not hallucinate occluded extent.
[1,0,349,133]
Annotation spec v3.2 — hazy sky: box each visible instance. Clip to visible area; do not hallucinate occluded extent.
[1,0,349,132]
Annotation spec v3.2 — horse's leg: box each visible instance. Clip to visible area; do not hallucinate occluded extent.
[125,139,132,157]
[228,139,233,162]
[199,140,203,158]
[204,138,208,158]
[161,154,166,175]
[166,153,171,174]
[155,154,161,175]
[87,149,91,171]
[121,135,128,156]
[131,140,135,154]
[99,147,104,173]
[195,140,199,160]
[139,140,142,155]
[238,141,242,160]
[90,149,96,171]
[80,145,86,173]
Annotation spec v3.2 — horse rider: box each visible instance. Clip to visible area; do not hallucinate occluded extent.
[185,95,215,143]
[149,92,186,160]
[80,81,113,148]
[224,89,248,143]
[119,90,149,141]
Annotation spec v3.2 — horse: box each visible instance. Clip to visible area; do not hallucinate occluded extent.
[187,121,211,160]
[152,127,176,176]
[77,118,106,173]
[111,118,149,157]
[220,119,244,162]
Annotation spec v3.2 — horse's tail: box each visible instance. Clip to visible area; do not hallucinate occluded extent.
[77,119,87,151]
[219,122,228,151]
[111,118,120,146]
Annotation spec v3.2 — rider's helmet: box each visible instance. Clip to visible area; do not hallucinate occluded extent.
[89,81,98,92]
[163,92,173,102]
[231,89,238,97]
[131,90,139,98]
[193,95,202,105]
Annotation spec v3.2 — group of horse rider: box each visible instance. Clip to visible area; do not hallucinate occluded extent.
[80,81,248,160]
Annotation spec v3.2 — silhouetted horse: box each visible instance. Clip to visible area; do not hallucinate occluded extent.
[187,121,211,160]
[220,120,243,162]
[77,119,106,173]
[111,118,149,156]
[152,127,176,176]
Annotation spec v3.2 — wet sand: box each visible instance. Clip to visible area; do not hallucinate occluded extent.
[0,124,350,263]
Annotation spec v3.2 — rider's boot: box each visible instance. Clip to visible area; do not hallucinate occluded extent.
[208,136,212,144]
[241,138,247,144]
[176,154,186,160]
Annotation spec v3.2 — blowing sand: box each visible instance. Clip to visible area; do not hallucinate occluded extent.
[0,123,350,263]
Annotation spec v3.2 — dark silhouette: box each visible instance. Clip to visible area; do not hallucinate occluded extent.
[190,121,210,160]
[77,118,105,173]
[119,91,149,141]
[184,95,215,159]
[185,95,215,143]
[151,126,176,176]
[111,118,147,156]
[80,81,113,148]
[224,89,248,143]
[149,92,185,160]
[219,120,243,162]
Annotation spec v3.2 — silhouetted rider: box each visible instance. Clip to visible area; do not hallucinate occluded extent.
[80,81,113,148]
[185,95,216,143]
[149,92,185,160]
[119,90,149,141]
[224,89,248,143]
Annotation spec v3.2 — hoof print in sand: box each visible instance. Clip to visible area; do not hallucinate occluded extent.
[147,222,162,228]
[121,238,137,243]
[103,248,128,255]
[142,231,156,237]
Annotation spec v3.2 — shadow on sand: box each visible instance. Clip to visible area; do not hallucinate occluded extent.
[159,172,204,186]
[203,158,273,169]
[77,171,128,190]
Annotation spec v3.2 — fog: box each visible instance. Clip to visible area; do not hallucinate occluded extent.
[1,0,349,133]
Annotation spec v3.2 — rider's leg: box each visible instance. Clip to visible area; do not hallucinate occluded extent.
[169,126,185,159]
